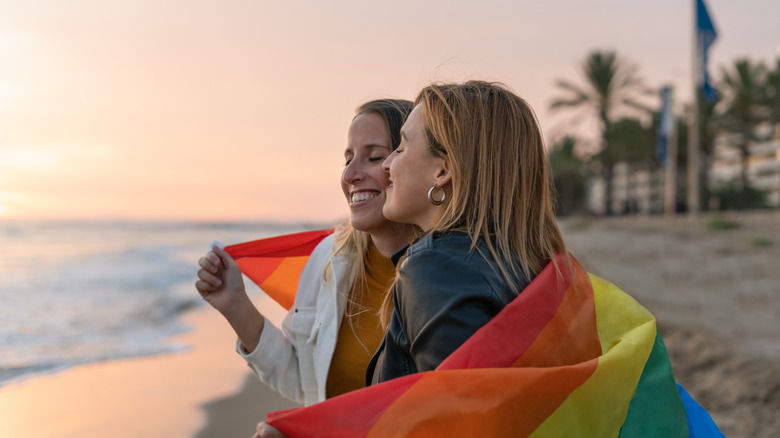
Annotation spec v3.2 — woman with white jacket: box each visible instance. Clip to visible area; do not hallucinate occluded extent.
[196,99,416,406]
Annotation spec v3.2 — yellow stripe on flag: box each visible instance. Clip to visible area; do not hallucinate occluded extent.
[531,275,656,438]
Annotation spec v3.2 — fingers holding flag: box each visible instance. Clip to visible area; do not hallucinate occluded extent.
[196,244,247,314]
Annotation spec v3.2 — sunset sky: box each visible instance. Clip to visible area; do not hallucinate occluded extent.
[2,0,779,223]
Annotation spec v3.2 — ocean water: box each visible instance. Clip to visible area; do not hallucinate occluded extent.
[0,220,319,387]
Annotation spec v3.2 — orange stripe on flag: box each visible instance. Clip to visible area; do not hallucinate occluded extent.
[438,255,573,370]
[226,229,335,310]
[513,262,601,368]
[267,373,427,437]
[265,257,685,438]
[367,362,598,438]
[234,257,284,287]
[257,256,310,311]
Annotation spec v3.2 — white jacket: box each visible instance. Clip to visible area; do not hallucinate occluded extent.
[237,233,357,406]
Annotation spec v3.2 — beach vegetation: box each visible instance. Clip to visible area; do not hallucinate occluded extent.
[705,215,739,231]
[765,58,780,129]
[605,117,658,214]
[549,50,652,216]
[550,50,780,217]
[710,180,770,211]
[717,59,773,209]
[561,217,592,232]
[748,236,775,248]
[548,135,588,216]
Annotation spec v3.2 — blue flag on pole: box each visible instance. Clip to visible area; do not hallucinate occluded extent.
[696,0,718,102]
[656,86,674,164]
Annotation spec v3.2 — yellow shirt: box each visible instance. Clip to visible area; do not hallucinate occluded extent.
[325,243,395,398]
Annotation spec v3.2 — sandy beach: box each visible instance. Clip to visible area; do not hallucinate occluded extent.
[562,211,780,438]
[0,302,300,438]
[0,211,777,437]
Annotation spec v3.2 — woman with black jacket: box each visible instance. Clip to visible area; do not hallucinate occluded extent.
[367,80,570,384]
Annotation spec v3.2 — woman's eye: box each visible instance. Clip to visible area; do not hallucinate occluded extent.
[344,157,353,166]
[369,156,387,162]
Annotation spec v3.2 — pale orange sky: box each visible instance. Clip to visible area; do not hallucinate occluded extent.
[1,0,778,222]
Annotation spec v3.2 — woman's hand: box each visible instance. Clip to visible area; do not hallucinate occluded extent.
[196,246,247,315]
[196,246,265,351]
[253,421,289,438]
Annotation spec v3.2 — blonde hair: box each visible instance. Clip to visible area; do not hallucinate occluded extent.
[325,99,416,339]
[325,221,371,296]
[379,81,569,326]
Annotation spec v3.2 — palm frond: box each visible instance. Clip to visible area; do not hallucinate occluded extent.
[622,98,656,115]
[553,80,591,100]
[550,96,590,110]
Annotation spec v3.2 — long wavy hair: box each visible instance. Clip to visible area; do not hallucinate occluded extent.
[325,99,415,335]
[379,81,569,326]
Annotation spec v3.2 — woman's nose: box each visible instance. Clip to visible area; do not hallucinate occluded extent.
[382,153,394,172]
[342,160,364,184]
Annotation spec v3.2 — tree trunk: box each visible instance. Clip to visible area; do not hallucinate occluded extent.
[601,114,612,216]
[700,155,711,212]
[739,143,750,210]
[603,165,614,216]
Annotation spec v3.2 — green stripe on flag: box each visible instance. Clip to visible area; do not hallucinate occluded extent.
[619,329,688,438]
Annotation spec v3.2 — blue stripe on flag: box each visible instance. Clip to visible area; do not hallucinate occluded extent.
[677,383,725,438]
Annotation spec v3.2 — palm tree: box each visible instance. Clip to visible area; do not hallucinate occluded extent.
[605,117,656,213]
[764,58,780,132]
[549,50,650,215]
[548,136,587,216]
[718,58,768,209]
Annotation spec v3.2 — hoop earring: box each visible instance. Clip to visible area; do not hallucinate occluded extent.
[428,184,445,205]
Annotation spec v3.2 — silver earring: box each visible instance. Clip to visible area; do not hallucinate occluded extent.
[428,184,445,205]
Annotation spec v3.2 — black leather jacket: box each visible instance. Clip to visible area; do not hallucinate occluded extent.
[366,231,529,385]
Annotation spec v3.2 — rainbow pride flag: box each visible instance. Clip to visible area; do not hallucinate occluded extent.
[224,229,334,311]
[227,231,723,437]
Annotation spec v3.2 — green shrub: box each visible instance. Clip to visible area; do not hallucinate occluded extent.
[705,216,739,230]
[563,218,592,232]
[749,236,775,247]
[711,181,770,211]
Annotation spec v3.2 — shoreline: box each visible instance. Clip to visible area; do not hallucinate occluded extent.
[0,301,299,438]
[194,372,300,438]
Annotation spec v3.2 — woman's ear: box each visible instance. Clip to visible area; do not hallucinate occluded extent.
[434,158,452,189]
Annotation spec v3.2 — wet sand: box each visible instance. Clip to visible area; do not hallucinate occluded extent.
[194,372,299,438]
[0,302,299,438]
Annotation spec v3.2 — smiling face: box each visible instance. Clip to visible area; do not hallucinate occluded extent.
[382,105,450,230]
[341,112,396,234]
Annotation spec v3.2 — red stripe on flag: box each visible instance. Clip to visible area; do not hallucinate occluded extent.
[234,257,284,287]
[225,229,334,259]
[438,254,574,370]
[258,256,310,310]
[268,373,426,438]
[367,363,598,437]
[512,261,601,367]
[265,255,605,436]
[224,229,335,310]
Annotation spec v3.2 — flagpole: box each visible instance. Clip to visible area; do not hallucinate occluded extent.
[664,86,678,219]
[688,0,701,219]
